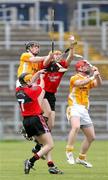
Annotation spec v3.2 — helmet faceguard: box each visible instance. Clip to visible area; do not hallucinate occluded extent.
[53,50,62,55]
[25,41,40,56]
[75,60,91,75]
[49,50,62,62]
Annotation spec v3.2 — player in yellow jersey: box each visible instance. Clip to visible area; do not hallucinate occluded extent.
[66,60,102,168]
[17,41,53,77]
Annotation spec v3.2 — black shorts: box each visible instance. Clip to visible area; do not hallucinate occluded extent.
[44,91,56,111]
[23,115,50,137]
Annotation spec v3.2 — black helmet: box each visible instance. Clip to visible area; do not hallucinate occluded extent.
[19,73,32,85]
[25,41,40,51]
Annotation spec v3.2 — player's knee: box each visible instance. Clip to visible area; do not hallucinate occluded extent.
[88,135,96,143]
[72,126,80,133]
[91,134,96,142]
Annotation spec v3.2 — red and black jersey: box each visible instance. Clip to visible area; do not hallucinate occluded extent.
[16,86,42,116]
[44,60,68,93]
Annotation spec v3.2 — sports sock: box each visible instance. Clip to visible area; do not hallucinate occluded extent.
[66,145,74,152]
[29,153,40,164]
[78,153,86,160]
[47,161,55,167]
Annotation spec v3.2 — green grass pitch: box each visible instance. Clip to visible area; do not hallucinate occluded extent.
[0,140,108,180]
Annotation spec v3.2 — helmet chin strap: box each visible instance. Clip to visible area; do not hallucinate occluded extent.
[28,49,39,56]
[32,52,39,56]
[31,51,39,56]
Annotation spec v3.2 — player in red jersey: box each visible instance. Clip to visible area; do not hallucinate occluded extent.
[32,37,77,154]
[43,46,75,129]
[16,70,63,175]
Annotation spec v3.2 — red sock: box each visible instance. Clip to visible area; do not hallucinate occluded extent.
[34,153,40,160]
[47,161,55,167]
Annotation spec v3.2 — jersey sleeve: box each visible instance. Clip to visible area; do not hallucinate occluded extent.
[20,52,31,62]
[70,75,78,86]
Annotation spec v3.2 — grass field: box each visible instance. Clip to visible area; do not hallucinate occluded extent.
[0,140,108,180]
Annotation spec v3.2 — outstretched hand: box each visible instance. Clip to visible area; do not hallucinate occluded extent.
[93,70,100,77]
[69,35,77,48]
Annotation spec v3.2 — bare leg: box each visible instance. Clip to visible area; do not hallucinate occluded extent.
[35,132,54,157]
[41,99,56,131]
[24,132,54,174]
[66,117,80,164]
[75,125,95,168]
[34,133,63,174]
[46,151,53,162]
[32,103,55,155]
[42,99,51,119]
[67,117,80,147]
[48,111,55,130]
[80,125,95,154]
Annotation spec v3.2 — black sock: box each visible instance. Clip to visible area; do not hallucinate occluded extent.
[29,153,40,164]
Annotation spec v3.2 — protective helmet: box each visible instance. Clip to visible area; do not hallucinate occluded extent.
[49,50,62,55]
[19,73,32,85]
[75,60,90,71]
[25,41,40,51]
[45,61,60,72]
[54,50,62,55]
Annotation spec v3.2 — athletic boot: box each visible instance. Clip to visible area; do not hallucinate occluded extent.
[48,166,64,174]
[76,158,93,168]
[66,151,75,165]
[24,159,34,174]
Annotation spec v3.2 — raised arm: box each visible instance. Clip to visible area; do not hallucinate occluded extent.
[30,69,45,84]
[66,35,77,66]
[66,47,74,66]
[91,66,102,87]
[74,68,102,87]
[43,52,54,66]
[38,73,45,89]
[37,73,45,107]
[29,56,47,63]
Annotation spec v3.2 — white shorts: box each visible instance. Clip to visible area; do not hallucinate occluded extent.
[66,104,93,127]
